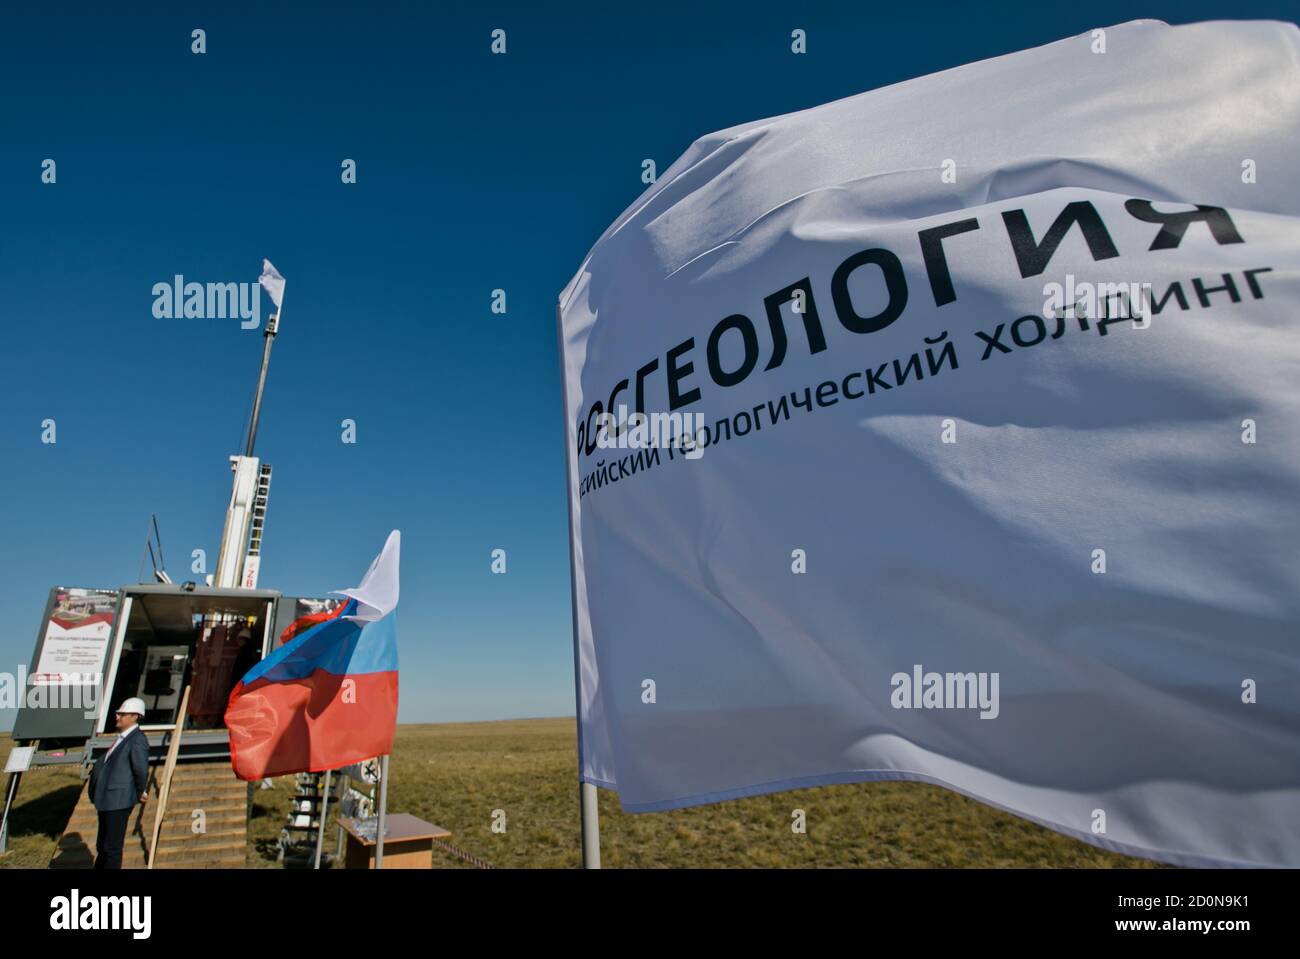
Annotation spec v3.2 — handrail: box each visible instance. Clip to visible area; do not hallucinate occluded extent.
[146,685,190,869]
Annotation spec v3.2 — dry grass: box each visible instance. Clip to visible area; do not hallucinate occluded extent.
[3,720,1158,869]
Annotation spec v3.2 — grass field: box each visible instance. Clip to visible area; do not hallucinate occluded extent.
[2,718,1157,869]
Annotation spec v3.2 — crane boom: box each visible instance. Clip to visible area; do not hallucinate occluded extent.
[215,298,282,590]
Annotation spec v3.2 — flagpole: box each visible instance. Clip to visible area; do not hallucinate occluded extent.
[374,754,389,869]
[580,781,601,868]
[313,769,331,869]
[555,303,601,869]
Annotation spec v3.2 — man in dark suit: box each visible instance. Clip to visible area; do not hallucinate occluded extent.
[88,697,151,869]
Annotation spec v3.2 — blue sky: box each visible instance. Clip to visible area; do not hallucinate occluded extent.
[1,1,1293,729]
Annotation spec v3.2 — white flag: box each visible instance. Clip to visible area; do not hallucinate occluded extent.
[259,258,286,312]
[337,530,401,623]
[558,20,1300,867]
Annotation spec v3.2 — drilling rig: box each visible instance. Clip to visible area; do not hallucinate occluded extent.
[187,296,281,728]
[0,261,343,866]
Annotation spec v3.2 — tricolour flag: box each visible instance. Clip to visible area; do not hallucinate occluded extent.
[557,20,1300,867]
[225,531,400,780]
[276,601,349,646]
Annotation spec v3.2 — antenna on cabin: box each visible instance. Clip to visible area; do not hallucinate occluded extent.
[138,513,171,584]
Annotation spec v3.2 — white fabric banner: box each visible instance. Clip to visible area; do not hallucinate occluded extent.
[557,20,1300,867]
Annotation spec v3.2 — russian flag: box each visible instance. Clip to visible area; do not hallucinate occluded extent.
[225,531,401,780]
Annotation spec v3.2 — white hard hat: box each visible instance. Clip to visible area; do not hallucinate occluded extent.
[116,697,147,716]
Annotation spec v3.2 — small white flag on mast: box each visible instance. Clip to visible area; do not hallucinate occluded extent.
[259,258,286,317]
